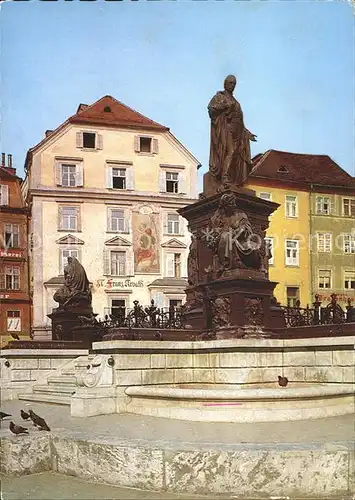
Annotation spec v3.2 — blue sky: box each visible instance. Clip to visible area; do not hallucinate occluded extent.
[0,1,354,180]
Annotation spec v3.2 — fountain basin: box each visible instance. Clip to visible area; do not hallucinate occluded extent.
[125,382,355,422]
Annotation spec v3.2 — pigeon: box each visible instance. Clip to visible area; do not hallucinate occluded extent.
[9,421,29,435]
[29,409,51,431]
[0,411,12,420]
[10,332,20,340]
[278,376,288,387]
[21,409,30,420]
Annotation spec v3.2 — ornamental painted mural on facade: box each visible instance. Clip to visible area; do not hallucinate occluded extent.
[132,210,160,274]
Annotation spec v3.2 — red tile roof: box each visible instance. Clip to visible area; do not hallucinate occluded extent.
[0,166,18,179]
[69,95,169,132]
[251,150,355,188]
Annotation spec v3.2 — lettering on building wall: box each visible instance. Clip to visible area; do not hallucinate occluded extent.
[95,278,145,290]
[318,293,353,303]
[0,250,22,258]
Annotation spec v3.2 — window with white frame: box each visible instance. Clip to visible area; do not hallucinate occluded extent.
[59,248,79,274]
[59,206,79,231]
[259,192,272,201]
[344,271,355,290]
[166,172,179,193]
[106,164,134,190]
[0,184,9,206]
[317,233,332,253]
[343,234,355,254]
[167,213,180,235]
[265,237,274,265]
[318,270,332,289]
[285,195,298,218]
[4,266,20,290]
[107,208,128,233]
[103,249,132,276]
[112,168,126,190]
[110,250,126,276]
[343,198,355,217]
[4,224,19,248]
[76,131,103,150]
[7,310,21,332]
[285,239,299,266]
[316,196,331,215]
[134,135,158,154]
[166,252,181,278]
[55,162,83,188]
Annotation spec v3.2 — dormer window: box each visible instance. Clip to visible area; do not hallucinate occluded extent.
[278,165,289,173]
[104,106,111,113]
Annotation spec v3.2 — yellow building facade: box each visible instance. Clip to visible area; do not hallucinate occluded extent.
[246,180,311,307]
[23,96,200,339]
[246,150,314,307]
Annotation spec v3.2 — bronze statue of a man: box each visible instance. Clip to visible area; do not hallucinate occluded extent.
[208,75,257,188]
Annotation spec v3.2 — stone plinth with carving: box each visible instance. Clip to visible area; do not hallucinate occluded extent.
[179,188,285,337]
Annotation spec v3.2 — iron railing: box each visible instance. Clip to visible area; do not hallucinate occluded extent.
[281,294,353,328]
[89,294,354,334]
[102,300,185,329]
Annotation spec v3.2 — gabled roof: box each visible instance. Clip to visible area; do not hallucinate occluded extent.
[24,95,200,173]
[69,95,169,132]
[0,166,18,180]
[250,150,355,188]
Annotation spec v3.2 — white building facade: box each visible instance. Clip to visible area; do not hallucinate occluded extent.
[23,96,200,338]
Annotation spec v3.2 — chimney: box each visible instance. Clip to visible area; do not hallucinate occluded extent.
[45,130,53,137]
[1,152,16,175]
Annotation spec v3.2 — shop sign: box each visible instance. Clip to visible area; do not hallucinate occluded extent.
[95,278,145,290]
[317,293,354,304]
[0,249,23,258]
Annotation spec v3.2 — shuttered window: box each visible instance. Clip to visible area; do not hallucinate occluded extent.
[0,184,9,206]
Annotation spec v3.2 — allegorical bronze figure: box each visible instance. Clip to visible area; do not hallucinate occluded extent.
[208,75,257,188]
[54,256,92,308]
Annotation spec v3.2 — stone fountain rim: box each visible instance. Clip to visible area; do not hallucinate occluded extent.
[125,382,355,400]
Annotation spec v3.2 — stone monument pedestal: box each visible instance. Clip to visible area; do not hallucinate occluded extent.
[48,304,98,347]
[179,188,286,336]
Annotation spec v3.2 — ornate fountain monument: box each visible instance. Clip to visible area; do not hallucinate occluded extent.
[179,74,285,337]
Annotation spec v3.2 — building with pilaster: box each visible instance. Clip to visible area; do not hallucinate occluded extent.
[22,96,200,339]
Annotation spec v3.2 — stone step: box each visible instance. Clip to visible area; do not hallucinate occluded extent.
[18,393,71,405]
[32,385,76,395]
[60,370,76,376]
[47,376,77,385]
